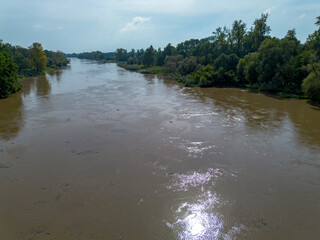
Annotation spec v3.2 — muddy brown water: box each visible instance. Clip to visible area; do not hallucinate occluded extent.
[0,59,320,240]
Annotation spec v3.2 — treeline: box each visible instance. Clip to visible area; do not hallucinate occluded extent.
[114,14,320,101]
[0,40,69,98]
[66,51,115,61]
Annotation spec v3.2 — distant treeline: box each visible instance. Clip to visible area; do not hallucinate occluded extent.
[0,40,69,98]
[69,14,320,102]
[66,51,115,61]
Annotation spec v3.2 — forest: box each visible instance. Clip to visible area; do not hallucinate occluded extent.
[116,14,320,101]
[72,14,320,102]
[66,51,115,61]
[0,41,69,98]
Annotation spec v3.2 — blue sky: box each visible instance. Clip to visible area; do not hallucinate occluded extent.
[0,0,319,53]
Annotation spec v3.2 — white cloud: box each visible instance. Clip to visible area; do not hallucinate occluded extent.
[299,14,306,19]
[33,24,43,29]
[263,6,276,15]
[120,16,151,32]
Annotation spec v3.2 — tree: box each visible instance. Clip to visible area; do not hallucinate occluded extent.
[250,14,271,52]
[306,16,320,56]
[177,57,199,75]
[143,45,156,67]
[212,27,230,56]
[115,48,128,61]
[127,56,138,65]
[316,16,320,26]
[236,59,247,85]
[231,20,247,57]
[302,72,320,101]
[28,42,47,72]
[176,39,200,57]
[0,50,20,98]
[156,43,176,66]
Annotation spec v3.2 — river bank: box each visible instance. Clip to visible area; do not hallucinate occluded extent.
[117,62,311,101]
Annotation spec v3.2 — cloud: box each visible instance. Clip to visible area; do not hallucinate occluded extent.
[263,6,276,15]
[299,14,306,19]
[33,24,43,29]
[120,16,151,33]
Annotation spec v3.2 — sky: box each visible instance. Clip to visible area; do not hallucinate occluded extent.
[0,0,319,53]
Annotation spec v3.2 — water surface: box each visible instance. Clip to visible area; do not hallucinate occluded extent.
[0,59,320,239]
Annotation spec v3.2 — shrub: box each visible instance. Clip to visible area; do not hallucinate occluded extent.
[302,72,320,101]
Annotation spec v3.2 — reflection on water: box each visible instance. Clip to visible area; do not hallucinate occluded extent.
[168,168,221,191]
[173,192,223,240]
[21,74,51,98]
[36,75,51,96]
[0,75,51,140]
[166,169,243,239]
[47,66,70,83]
[0,93,23,140]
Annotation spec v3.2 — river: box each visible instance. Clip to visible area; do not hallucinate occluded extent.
[0,58,320,240]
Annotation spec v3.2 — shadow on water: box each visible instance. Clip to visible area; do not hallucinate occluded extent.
[47,69,65,82]
[0,93,23,140]
[36,75,51,96]
[307,100,320,111]
[0,74,52,140]
[21,74,51,97]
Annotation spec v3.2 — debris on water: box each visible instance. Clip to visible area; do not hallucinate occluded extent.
[138,198,144,206]
[253,218,268,228]
[55,194,61,201]
[0,163,9,169]
[76,150,95,155]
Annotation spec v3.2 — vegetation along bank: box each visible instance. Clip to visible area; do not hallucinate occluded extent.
[69,14,320,102]
[0,41,69,98]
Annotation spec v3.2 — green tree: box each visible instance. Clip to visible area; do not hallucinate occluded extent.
[115,48,128,61]
[254,14,271,50]
[143,45,156,67]
[306,16,320,56]
[302,72,320,101]
[231,20,247,57]
[236,58,247,85]
[212,27,230,56]
[0,50,21,98]
[245,14,271,52]
[302,54,320,101]
[28,42,47,72]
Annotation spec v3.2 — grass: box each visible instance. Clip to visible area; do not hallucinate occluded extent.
[139,66,163,74]
[117,63,144,71]
[117,63,163,75]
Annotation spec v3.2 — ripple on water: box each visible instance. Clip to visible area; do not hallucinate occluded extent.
[168,138,216,158]
[167,168,222,192]
[165,169,244,239]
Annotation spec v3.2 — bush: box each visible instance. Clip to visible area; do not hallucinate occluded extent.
[302,72,320,101]
[0,52,21,98]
